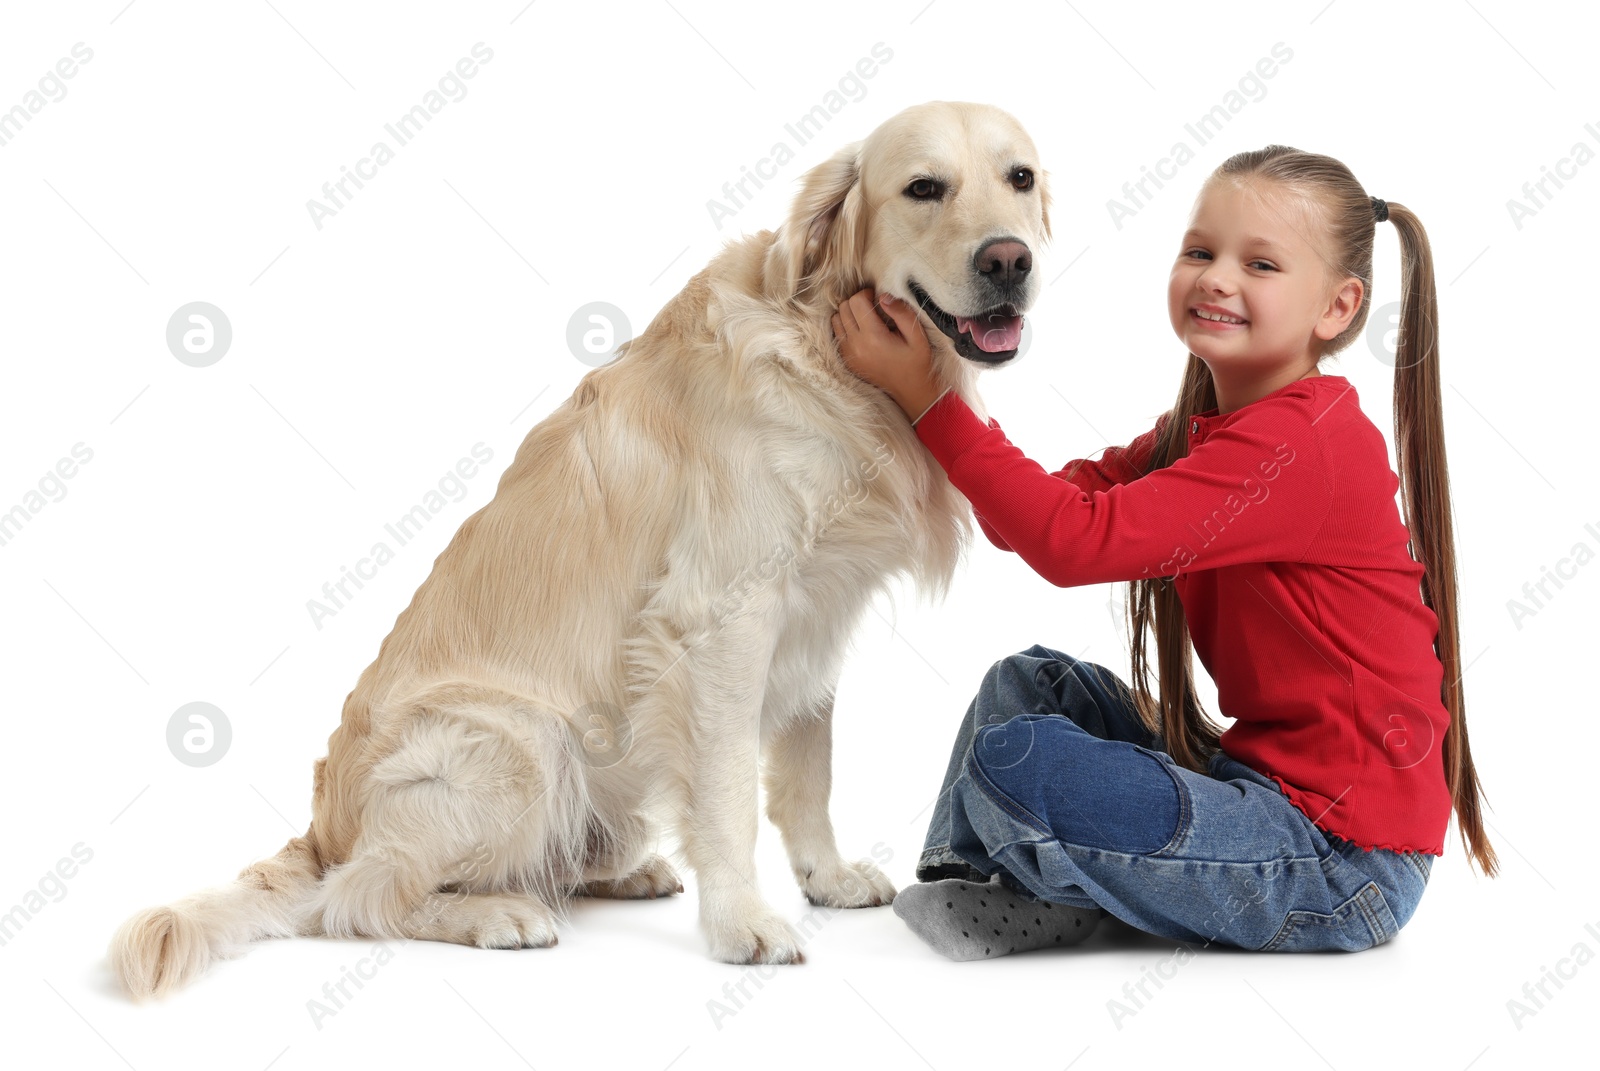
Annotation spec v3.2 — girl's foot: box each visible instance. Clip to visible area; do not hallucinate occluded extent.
[892,878,1103,960]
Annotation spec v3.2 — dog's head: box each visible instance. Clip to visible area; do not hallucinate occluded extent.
[770,100,1051,366]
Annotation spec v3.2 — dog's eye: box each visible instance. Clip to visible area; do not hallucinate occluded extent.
[905,178,944,201]
[1010,168,1035,191]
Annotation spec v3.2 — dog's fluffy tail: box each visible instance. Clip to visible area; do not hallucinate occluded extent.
[108,834,323,1001]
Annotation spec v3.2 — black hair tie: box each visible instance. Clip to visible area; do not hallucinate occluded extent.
[1371,196,1389,223]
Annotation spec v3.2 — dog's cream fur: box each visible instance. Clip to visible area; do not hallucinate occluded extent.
[109,100,1052,998]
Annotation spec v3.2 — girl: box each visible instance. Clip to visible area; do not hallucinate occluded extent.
[830,145,1497,959]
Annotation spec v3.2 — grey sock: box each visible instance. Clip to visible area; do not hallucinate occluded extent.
[892,878,1103,961]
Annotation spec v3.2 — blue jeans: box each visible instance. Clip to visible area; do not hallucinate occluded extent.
[917,644,1434,952]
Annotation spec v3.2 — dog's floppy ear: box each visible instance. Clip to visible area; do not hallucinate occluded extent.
[768,141,867,305]
[1038,167,1054,245]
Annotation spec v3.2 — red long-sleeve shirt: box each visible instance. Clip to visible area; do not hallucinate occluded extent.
[912,373,1452,855]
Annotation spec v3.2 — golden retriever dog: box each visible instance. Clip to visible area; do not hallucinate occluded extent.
[109,99,1052,998]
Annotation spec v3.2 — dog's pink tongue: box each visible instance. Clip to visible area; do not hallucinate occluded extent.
[956,314,1024,352]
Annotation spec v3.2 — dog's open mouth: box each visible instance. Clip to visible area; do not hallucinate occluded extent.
[907,280,1024,364]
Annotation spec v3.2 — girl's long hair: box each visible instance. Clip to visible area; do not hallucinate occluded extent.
[1081,146,1497,877]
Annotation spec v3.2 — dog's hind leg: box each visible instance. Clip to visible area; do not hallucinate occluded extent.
[575,810,682,899]
[578,854,683,900]
[312,681,587,948]
[396,890,560,948]
[763,692,896,908]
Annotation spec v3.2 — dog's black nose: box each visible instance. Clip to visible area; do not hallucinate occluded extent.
[975,239,1031,289]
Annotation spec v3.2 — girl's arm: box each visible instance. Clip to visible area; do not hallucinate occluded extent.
[932,410,1169,554]
[834,289,1331,587]
[834,290,1184,570]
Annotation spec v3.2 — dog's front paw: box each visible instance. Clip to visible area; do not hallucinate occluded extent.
[799,858,897,908]
[705,908,805,965]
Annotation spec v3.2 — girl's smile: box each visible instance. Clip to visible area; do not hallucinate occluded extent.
[1189,303,1249,328]
[1167,178,1362,413]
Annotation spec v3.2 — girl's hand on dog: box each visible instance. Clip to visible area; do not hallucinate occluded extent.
[832,288,945,423]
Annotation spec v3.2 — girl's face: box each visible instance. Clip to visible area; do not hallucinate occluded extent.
[1167,178,1355,383]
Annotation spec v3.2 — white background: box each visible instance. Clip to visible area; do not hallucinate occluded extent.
[1,1,1595,1069]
